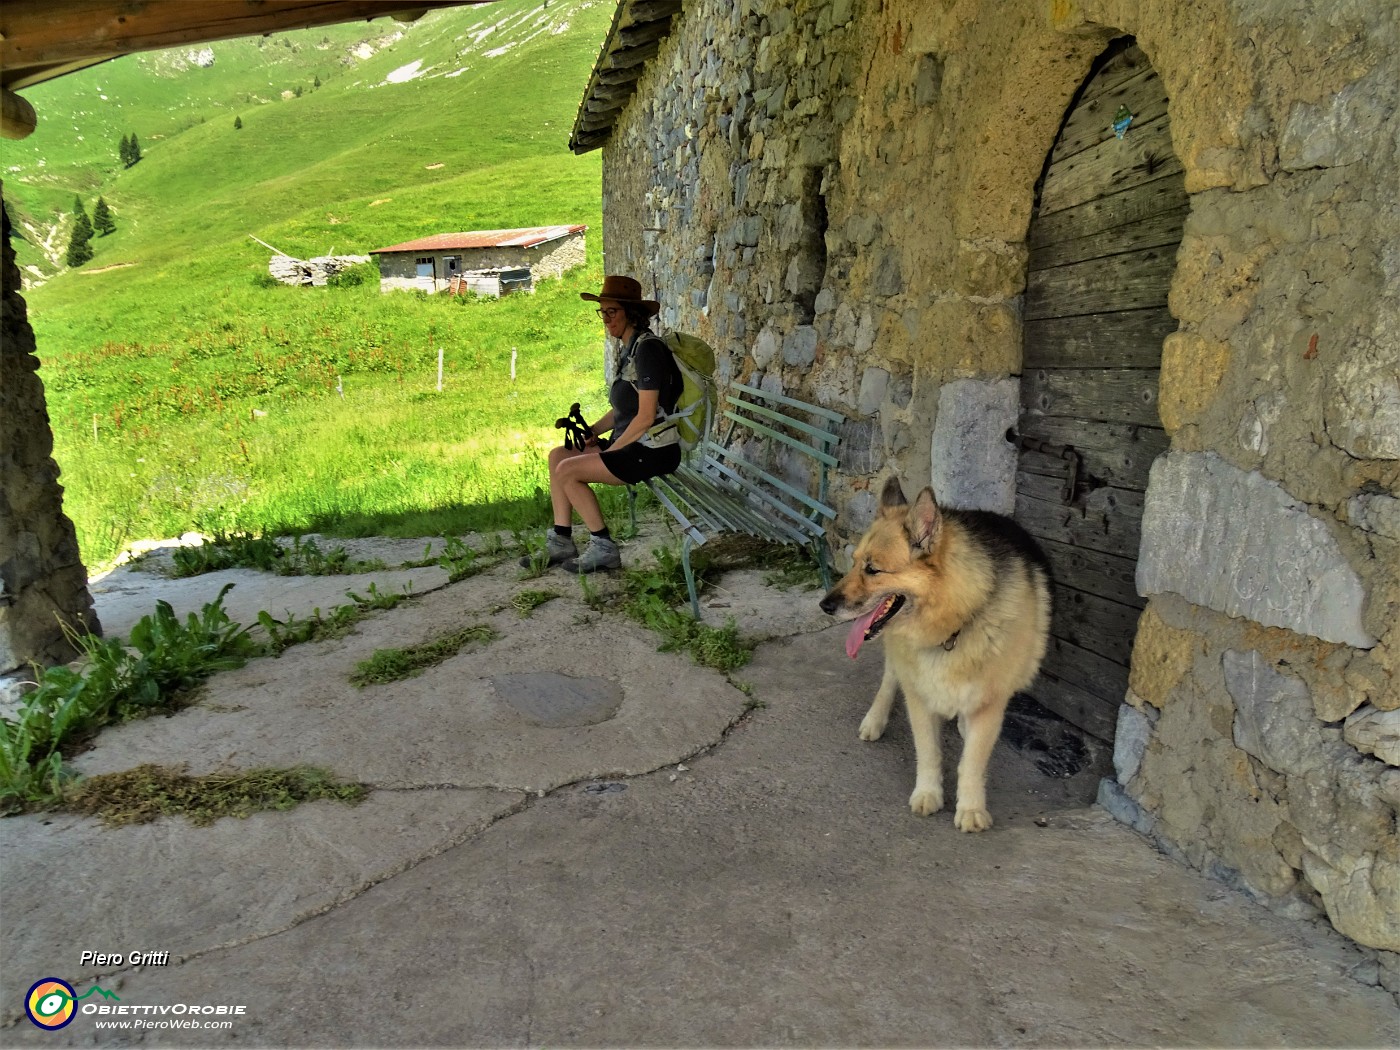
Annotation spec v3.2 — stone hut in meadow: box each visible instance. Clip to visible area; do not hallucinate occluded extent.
[571,0,1400,977]
[368,224,587,294]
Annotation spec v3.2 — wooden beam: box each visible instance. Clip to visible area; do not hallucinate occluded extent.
[0,0,489,91]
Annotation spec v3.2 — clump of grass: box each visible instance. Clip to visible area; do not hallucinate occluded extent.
[619,547,753,672]
[0,585,258,814]
[437,535,490,583]
[170,532,387,578]
[350,624,497,686]
[511,589,557,617]
[64,764,366,826]
[256,583,409,653]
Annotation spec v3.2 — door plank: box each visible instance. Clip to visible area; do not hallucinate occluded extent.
[1029,173,1188,250]
[1026,245,1177,319]
[1016,415,1167,491]
[1077,44,1153,104]
[1015,487,1145,560]
[1021,368,1162,427]
[1027,672,1119,740]
[1029,206,1188,270]
[1024,308,1177,370]
[1049,585,1145,663]
[1043,636,1133,705]
[1051,67,1172,167]
[1039,115,1182,217]
[1038,537,1146,607]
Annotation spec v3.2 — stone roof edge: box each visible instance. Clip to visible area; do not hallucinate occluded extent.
[568,0,683,155]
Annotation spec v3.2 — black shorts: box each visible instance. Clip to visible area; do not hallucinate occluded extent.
[597,438,682,484]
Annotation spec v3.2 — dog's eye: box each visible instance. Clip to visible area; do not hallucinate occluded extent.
[863,561,881,576]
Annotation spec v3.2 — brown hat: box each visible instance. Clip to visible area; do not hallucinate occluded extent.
[580,274,660,316]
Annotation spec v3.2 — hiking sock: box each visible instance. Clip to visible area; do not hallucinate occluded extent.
[590,527,611,541]
[553,525,573,539]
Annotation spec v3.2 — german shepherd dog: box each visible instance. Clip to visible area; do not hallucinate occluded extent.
[820,478,1052,831]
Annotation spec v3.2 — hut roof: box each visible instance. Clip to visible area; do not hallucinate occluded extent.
[369,225,587,255]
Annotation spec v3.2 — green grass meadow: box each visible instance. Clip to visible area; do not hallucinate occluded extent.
[4,0,628,567]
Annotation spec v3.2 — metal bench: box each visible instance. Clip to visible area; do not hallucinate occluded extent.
[628,381,845,618]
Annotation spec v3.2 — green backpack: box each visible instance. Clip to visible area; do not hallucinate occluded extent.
[652,330,717,453]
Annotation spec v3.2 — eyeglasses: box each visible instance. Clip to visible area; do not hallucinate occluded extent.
[596,307,624,320]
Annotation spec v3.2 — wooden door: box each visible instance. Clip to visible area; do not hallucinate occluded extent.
[1016,41,1187,741]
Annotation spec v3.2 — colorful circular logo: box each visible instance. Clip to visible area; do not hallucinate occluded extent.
[26,978,77,1030]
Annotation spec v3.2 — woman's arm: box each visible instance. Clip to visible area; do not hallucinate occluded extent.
[589,409,616,441]
[605,388,660,450]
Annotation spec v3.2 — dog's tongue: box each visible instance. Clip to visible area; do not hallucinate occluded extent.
[845,606,882,659]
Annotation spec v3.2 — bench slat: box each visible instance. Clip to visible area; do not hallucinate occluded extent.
[708,444,838,521]
[699,453,829,541]
[728,398,842,449]
[721,411,841,469]
[668,464,814,546]
[643,479,709,547]
[730,381,845,424]
[660,468,772,537]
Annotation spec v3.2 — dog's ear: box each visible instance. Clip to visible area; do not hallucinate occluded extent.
[908,487,943,552]
[879,477,909,517]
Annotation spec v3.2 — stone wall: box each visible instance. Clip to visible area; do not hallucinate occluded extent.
[1,193,100,674]
[596,0,1399,978]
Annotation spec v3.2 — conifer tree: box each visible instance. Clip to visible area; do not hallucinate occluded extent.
[67,203,94,267]
[234,115,243,130]
[119,133,131,165]
[93,196,116,236]
[313,74,321,89]
[128,133,142,165]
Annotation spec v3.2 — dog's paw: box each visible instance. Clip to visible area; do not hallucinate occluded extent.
[954,805,994,832]
[858,711,888,741]
[908,785,944,816]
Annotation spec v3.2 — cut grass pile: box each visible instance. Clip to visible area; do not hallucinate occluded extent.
[65,764,366,827]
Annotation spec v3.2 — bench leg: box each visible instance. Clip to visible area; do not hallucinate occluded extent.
[682,536,702,620]
[626,484,638,533]
[814,541,834,592]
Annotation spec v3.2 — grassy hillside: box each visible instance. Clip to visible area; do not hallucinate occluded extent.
[2,0,627,566]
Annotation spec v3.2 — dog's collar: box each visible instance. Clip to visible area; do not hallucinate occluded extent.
[943,630,960,651]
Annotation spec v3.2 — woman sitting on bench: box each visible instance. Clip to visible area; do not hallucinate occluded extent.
[522,275,682,574]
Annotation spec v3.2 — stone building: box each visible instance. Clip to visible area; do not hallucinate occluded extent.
[369,224,587,294]
[570,0,1400,978]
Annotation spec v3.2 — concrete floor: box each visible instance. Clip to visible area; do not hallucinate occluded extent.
[2,532,1396,1047]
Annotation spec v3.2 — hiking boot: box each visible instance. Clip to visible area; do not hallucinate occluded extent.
[519,530,577,569]
[563,535,622,574]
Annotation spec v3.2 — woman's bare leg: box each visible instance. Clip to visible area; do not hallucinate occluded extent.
[553,452,624,532]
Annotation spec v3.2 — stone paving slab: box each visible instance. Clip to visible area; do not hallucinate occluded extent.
[0,788,518,1004]
[70,579,747,793]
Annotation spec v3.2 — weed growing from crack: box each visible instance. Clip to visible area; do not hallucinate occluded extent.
[619,546,752,672]
[256,583,409,653]
[350,624,497,686]
[511,589,557,618]
[64,764,366,826]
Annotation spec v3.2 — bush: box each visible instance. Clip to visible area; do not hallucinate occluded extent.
[327,262,375,288]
